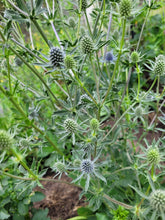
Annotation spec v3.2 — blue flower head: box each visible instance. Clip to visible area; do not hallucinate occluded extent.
[105,51,117,64]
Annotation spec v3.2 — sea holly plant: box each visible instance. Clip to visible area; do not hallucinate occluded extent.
[0,0,165,219]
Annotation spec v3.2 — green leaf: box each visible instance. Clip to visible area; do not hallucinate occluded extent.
[35,0,44,12]
[13,214,25,220]
[67,217,87,220]
[96,213,109,220]
[18,202,28,216]
[37,146,55,158]
[32,208,51,220]
[77,207,93,217]
[31,191,45,203]
[15,0,29,13]
[0,208,10,220]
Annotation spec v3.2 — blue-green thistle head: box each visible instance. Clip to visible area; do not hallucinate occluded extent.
[119,0,132,17]
[81,36,94,55]
[90,118,99,131]
[81,159,94,174]
[105,51,117,63]
[64,55,76,70]
[131,51,140,63]
[64,119,77,133]
[54,161,66,173]
[147,147,160,165]
[154,55,165,76]
[78,0,87,11]
[150,190,165,212]
[50,47,64,68]
[0,130,13,151]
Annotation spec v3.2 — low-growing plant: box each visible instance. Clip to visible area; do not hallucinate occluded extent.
[0,0,165,219]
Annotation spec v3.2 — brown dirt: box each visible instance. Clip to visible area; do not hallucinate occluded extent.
[33,173,86,220]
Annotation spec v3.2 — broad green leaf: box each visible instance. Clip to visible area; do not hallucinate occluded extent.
[13,214,25,220]
[31,191,45,202]
[18,202,28,216]
[32,208,51,220]
[96,213,109,220]
[77,207,93,216]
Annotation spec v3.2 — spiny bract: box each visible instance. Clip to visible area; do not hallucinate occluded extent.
[0,130,13,151]
[64,119,77,133]
[150,190,165,212]
[81,36,94,55]
[50,47,64,67]
[64,55,76,69]
[119,0,132,17]
[54,162,66,173]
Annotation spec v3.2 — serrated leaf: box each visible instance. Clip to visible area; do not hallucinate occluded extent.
[31,191,45,202]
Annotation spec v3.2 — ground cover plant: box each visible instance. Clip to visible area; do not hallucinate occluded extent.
[0,0,165,219]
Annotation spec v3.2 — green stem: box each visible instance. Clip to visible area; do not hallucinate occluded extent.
[90,55,100,102]
[77,0,82,38]
[136,63,141,101]
[0,85,64,156]
[136,7,150,51]
[30,18,50,47]
[93,0,104,35]
[102,18,126,105]
[84,11,92,36]
[6,51,12,92]
[10,148,38,179]
[72,69,98,105]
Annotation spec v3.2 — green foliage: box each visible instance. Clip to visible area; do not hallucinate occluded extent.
[0,0,165,219]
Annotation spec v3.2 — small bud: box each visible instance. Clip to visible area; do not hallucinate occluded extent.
[147,147,160,165]
[78,0,87,11]
[73,159,81,167]
[90,118,99,131]
[119,0,132,17]
[68,17,76,28]
[81,36,94,55]
[64,55,76,70]
[19,139,30,148]
[154,57,165,76]
[64,119,77,133]
[54,162,66,173]
[81,159,94,174]
[79,94,92,104]
[50,47,64,68]
[150,190,165,212]
[131,51,140,63]
[0,130,13,151]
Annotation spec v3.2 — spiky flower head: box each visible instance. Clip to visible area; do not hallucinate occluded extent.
[79,94,92,105]
[50,47,64,68]
[105,51,117,63]
[64,55,76,70]
[154,56,165,76]
[54,161,66,173]
[81,159,94,174]
[68,17,76,28]
[131,51,140,63]
[150,190,165,212]
[147,147,160,165]
[119,0,132,17]
[81,36,94,55]
[78,0,88,11]
[0,130,13,151]
[90,118,99,131]
[64,118,77,133]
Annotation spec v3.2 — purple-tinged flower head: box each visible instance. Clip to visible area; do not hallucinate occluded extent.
[105,51,117,64]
